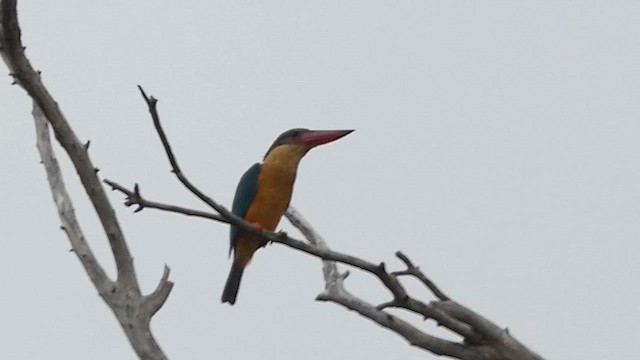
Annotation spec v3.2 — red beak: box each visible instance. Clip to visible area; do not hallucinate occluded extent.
[299,130,354,147]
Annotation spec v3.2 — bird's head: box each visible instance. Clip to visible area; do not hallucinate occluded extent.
[264,128,354,159]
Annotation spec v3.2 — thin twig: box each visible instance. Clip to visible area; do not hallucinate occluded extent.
[104,179,226,222]
[137,86,240,223]
[393,251,450,301]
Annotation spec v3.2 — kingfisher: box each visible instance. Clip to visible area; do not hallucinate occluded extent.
[221,128,354,305]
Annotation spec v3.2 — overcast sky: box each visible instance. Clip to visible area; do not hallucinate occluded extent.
[2,1,639,359]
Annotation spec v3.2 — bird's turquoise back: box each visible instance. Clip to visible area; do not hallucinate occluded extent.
[229,163,261,254]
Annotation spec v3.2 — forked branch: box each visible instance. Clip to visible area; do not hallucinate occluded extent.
[1,2,172,359]
[286,209,545,360]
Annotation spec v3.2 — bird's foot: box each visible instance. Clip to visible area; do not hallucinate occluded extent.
[251,222,264,232]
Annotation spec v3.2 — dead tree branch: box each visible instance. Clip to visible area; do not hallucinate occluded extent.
[104,88,546,359]
[1,2,172,359]
[136,87,242,224]
[103,179,226,222]
[393,251,451,301]
[286,208,545,360]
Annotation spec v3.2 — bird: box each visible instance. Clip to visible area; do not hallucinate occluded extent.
[221,128,354,305]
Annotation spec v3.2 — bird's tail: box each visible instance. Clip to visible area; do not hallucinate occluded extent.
[221,261,244,305]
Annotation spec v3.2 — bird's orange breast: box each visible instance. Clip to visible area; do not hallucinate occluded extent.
[244,162,296,229]
[234,144,305,267]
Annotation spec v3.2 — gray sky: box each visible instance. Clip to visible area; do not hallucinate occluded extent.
[2,1,639,359]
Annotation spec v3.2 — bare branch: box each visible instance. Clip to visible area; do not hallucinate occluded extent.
[270,227,409,299]
[286,208,481,360]
[104,179,226,222]
[435,301,505,343]
[30,98,171,359]
[373,295,481,345]
[320,292,482,359]
[431,302,545,360]
[285,207,342,292]
[1,3,172,359]
[137,86,238,221]
[286,208,546,360]
[32,99,110,290]
[143,265,174,317]
[135,86,279,264]
[2,0,135,286]
[393,251,450,301]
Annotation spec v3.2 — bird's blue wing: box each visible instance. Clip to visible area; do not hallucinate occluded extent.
[229,163,261,255]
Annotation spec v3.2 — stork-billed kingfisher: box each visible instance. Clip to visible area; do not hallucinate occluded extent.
[221,128,353,305]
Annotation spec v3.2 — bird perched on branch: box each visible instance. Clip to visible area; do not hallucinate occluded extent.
[222,128,354,305]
